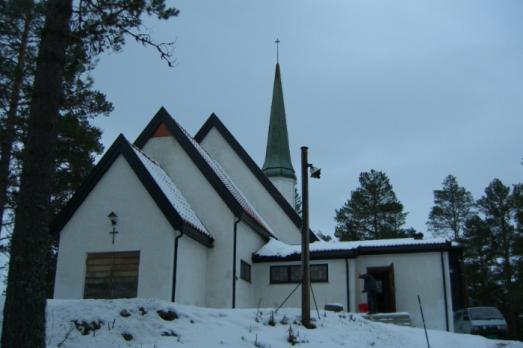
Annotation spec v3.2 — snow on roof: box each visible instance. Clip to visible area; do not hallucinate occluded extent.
[132,146,210,236]
[255,237,451,257]
[176,121,274,236]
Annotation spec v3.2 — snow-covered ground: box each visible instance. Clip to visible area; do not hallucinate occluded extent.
[0,298,518,348]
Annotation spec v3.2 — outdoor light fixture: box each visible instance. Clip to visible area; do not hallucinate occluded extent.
[309,164,321,179]
[108,211,118,226]
[107,211,119,244]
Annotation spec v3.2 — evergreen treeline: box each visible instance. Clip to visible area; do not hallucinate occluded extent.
[428,175,523,340]
[335,171,522,339]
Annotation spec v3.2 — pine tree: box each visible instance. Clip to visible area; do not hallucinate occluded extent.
[427,175,475,240]
[1,0,179,346]
[334,170,408,241]
[462,215,498,306]
[474,179,522,339]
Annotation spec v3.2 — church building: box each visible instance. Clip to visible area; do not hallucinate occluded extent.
[52,62,465,332]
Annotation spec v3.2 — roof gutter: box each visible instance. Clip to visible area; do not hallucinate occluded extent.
[441,251,450,331]
[232,217,241,308]
[171,230,184,302]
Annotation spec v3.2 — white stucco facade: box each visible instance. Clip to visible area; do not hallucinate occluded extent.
[268,176,296,209]
[354,252,454,331]
[235,221,266,308]
[198,127,301,244]
[253,259,349,310]
[253,250,455,332]
[54,156,178,301]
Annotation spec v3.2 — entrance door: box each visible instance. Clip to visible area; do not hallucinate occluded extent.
[367,263,396,313]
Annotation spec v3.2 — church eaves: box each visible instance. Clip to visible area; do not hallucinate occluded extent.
[262,64,296,180]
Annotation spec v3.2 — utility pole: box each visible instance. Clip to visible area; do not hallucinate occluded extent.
[301,146,311,328]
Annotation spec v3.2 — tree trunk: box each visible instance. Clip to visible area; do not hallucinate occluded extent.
[0,8,33,236]
[1,0,72,346]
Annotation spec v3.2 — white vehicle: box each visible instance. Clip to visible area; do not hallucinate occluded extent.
[454,307,508,339]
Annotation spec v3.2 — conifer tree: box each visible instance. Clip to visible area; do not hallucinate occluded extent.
[334,170,408,241]
[1,0,179,346]
[465,178,523,339]
[462,215,498,306]
[427,174,475,240]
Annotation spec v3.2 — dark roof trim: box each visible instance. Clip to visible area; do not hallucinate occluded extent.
[51,134,214,248]
[134,107,273,240]
[194,113,318,242]
[252,242,458,263]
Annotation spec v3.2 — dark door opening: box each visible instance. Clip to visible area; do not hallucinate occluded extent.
[367,264,396,313]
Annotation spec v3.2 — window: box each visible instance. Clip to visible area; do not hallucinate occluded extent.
[84,251,140,299]
[240,260,251,282]
[270,264,328,284]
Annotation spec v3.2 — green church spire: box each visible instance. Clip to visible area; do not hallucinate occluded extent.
[262,63,296,179]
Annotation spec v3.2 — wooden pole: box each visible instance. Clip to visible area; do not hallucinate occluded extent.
[301,146,311,327]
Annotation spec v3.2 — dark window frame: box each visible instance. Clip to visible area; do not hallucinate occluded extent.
[270,264,328,284]
[240,259,251,283]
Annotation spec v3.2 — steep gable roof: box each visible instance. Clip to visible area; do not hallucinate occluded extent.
[194,113,319,242]
[51,134,213,247]
[134,107,274,240]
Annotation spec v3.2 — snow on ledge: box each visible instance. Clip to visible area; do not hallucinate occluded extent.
[255,237,453,257]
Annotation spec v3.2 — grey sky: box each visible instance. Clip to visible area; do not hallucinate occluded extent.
[92,0,523,238]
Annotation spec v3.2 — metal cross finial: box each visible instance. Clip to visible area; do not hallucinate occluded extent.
[275,38,280,63]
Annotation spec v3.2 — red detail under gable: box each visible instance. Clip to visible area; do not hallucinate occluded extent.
[152,123,172,137]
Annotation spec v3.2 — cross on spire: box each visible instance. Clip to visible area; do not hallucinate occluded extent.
[275,38,280,63]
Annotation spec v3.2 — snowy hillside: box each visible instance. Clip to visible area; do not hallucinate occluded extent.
[3,298,523,347]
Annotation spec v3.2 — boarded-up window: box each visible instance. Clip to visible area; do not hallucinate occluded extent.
[84,251,140,299]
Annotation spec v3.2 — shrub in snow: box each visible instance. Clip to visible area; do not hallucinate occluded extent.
[157,309,178,321]
[161,329,178,337]
[287,324,298,345]
[279,315,289,325]
[267,311,276,326]
[72,320,103,336]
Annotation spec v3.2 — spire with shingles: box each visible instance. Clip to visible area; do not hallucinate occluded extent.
[262,63,296,179]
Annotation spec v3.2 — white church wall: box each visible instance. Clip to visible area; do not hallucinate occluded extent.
[176,232,208,306]
[355,252,453,331]
[142,136,237,308]
[253,259,348,311]
[199,128,301,244]
[54,156,177,301]
[235,221,266,308]
[268,176,296,209]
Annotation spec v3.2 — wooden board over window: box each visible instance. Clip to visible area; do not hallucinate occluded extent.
[84,251,140,299]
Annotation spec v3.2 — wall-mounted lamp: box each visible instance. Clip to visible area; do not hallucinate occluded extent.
[107,211,119,244]
[108,211,118,226]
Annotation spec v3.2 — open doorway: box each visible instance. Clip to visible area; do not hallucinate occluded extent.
[367,264,396,313]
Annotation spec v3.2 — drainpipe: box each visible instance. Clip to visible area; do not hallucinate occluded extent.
[440,251,449,331]
[171,230,184,302]
[232,217,241,308]
[345,258,350,312]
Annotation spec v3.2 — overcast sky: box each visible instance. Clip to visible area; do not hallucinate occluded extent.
[91,0,523,238]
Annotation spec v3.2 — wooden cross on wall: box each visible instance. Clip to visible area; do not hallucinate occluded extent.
[109,227,118,244]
